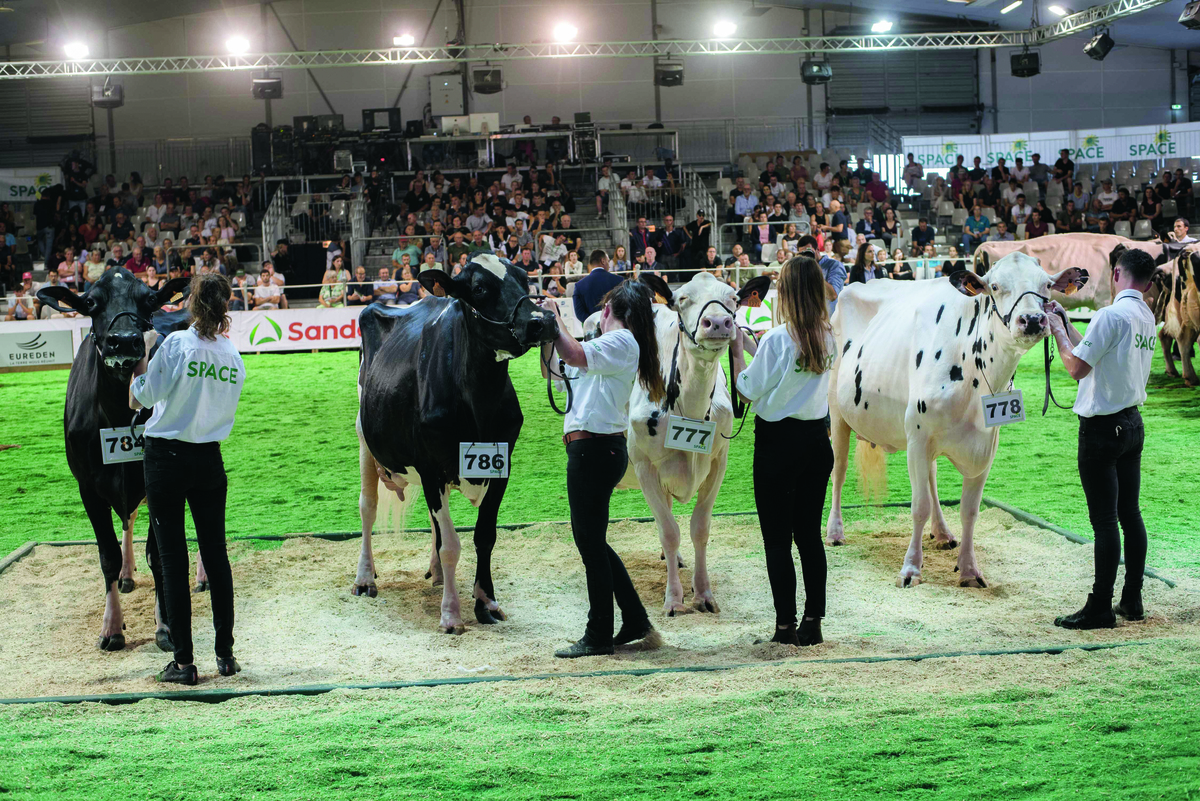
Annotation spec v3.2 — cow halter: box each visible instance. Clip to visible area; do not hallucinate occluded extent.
[992,289,1051,327]
[677,298,737,347]
[460,293,542,345]
[91,309,153,360]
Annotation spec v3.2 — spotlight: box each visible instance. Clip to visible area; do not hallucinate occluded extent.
[63,42,89,60]
[1048,5,1069,15]
[871,20,894,33]
[226,36,250,55]
[801,60,833,85]
[552,23,578,42]
[1083,31,1114,61]
[713,20,738,38]
[1179,0,1200,29]
[1000,1,1023,13]
[654,59,684,87]
[393,33,416,47]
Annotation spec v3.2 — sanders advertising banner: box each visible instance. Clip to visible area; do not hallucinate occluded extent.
[902,122,1199,169]
[230,307,363,352]
[0,167,64,201]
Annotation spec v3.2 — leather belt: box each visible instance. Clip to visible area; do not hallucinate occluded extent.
[563,430,626,446]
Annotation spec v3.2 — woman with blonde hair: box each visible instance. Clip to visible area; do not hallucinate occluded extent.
[318,269,346,308]
[730,255,836,647]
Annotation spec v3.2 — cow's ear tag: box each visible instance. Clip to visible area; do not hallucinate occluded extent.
[961,283,981,297]
[1062,282,1078,296]
[170,292,183,302]
[431,284,447,297]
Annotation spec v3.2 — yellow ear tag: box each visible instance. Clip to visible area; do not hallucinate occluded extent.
[170,292,183,302]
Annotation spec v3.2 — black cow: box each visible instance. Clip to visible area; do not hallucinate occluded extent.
[353,254,557,633]
[37,268,189,651]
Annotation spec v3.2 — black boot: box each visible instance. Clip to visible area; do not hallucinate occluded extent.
[770,623,800,646]
[156,661,199,686]
[614,618,656,647]
[217,656,242,677]
[1054,594,1116,630]
[554,632,614,659]
[1114,588,1145,621]
[797,616,824,646]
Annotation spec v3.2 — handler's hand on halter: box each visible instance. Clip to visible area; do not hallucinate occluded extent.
[1043,300,1068,331]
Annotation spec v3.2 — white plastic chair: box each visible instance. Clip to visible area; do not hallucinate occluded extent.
[951,208,968,227]
[1132,219,1153,240]
[1016,223,1027,240]
[1113,220,1132,238]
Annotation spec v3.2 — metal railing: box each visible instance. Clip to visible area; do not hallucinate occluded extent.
[607,184,629,256]
[260,186,290,262]
[94,136,254,186]
[683,168,719,228]
[349,198,367,270]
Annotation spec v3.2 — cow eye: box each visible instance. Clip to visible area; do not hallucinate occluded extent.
[990,283,999,292]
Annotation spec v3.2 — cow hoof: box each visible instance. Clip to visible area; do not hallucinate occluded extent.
[442,624,466,635]
[959,576,988,589]
[897,574,922,588]
[351,582,378,598]
[934,539,959,551]
[474,599,507,625]
[692,598,720,614]
[193,581,209,594]
[664,603,689,617]
[98,633,126,652]
[155,628,174,653]
[117,577,135,594]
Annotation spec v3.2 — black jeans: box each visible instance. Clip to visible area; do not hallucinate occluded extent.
[753,416,833,626]
[144,437,234,665]
[566,436,647,645]
[1078,407,1147,603]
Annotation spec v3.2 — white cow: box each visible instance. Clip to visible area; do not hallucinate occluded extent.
[585,273,740,614]
[826,253,1086,587]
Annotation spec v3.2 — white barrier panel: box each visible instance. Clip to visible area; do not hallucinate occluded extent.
[0,166,63,201]
[903,122,1200,169]
[0,317,91,366]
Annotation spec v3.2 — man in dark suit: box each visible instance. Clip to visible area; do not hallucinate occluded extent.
[572,249,624,322]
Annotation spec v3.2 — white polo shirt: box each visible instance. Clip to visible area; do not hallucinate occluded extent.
[1071,290,1155,418]
[736,324,835,422]
[131,326,245,442]
[562,328,639,435]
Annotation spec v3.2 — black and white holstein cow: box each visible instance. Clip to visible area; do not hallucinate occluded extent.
[36,268,189,650]
[825,253,1087,588]
[586,272,741,615]
[353,254,558,633]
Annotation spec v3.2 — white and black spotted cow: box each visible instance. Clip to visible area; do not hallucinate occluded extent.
[352,254,557,633]
[825,253,1086,588]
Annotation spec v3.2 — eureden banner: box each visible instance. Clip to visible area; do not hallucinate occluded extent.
[902,121,1200,170]
[0,167,64,201]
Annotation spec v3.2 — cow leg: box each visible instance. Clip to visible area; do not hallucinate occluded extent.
[825,406,852,546]
[426,513,444,586]
[425,485,464,634]
[118,508,137,593]
[1160,332,1180,378]
[352,433,380,597]
[635,462,687,616]
[956,468,991,588]
[472,477,507,624]
[1179,329,1198,388]
[145,517,173,652]
[927,460,958,550]
[898,443,934,588]
[80,485,125,650]
[689,452,726,614]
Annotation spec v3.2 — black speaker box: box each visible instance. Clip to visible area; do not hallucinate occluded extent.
[1011,51,1041,78]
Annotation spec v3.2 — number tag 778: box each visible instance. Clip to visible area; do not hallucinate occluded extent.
[982,390,1025,428]
[665,415,716,454]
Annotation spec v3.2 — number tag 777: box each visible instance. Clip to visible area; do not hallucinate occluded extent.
[982,390,1025,428]
[665,415,717,455]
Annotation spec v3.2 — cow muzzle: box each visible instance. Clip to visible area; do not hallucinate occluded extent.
[1017,312,1047,338]
[697,312,735,344]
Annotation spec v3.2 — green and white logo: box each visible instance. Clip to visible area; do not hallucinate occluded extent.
[942,142,958,155]
[1130,129,1175,157]
[249,316,282,346]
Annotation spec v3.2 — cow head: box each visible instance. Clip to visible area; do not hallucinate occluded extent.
[950,252,1087,348]
[650,271,739,360]
[418,253,557,356]
[36,267,189,377]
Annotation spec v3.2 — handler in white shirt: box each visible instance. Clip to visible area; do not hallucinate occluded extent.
[537,280,665,658]
[729,255,836,648]
[1045,248,1156,631]
[129,272,246,686]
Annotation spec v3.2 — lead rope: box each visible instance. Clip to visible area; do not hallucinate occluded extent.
[543,343,574,416]
[722,324,757,441]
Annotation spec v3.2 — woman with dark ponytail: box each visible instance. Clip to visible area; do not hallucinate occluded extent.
[537,280,665,658]
[129,272,246,685]
[729,256,836,647]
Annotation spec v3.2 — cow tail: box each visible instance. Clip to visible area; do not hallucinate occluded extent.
[376,480,418,537]
[855,438,888,504]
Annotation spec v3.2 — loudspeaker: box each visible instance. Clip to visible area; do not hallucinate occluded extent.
[405,119,425,138]
[800,61,832,85]
[251,124,272,172]
[316,114,344,133]
[252,77,283,99]
[1011,51,1041,78]
[362,107,402,132]
[1180,0,1200,29]
[91,83,124,109]
[654,61,684,87]
[293,116,318,138]
[472,68,504,95]
[1083,32,1115,61]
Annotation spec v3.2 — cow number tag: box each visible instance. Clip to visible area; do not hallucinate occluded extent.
[100,426,146,464]
[665,415,717,455]
[459,442,509,479]
[982,390,1025,428]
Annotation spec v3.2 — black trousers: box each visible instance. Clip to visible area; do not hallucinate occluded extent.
[1078,407,1147,603]
[144,437,234,665]
[753,416,833,626]
[566,436,647,645]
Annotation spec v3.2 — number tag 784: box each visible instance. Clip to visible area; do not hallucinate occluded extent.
[981,390,1025,428]
[665,415,717,455]
[459,442,510,479]
[99,426,146,464]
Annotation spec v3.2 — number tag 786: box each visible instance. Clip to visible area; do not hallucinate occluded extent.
[981,390,1025,428]
[665,415,717,455]
[459,442,510,479]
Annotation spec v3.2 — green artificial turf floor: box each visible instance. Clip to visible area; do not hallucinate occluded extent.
[2,329,1197,572]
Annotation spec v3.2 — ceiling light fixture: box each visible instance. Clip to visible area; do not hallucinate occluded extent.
[552,22,578,42]
[393,33,416,47]
[63,42,89,59]
[1048,5,1070,15]
[226,36,250,55]
[1000,0,1023,12]
[871,20,894,32]
[713,20,738,37]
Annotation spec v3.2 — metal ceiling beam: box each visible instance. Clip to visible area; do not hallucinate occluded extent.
[0,0,1172,79]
